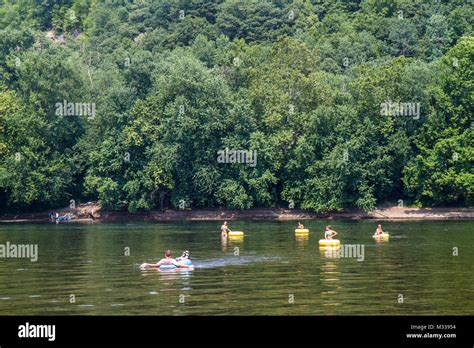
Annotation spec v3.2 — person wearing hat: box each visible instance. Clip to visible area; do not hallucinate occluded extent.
[176,250,190,262]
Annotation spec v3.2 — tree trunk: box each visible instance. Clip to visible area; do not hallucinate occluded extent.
[159,192,165,212]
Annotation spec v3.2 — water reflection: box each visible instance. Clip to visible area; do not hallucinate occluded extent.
[319,246,342,311]
[0,221,472,315]
[222,234,244,252]
[140,268,193,290]
[221,236,228,252]
[319,246,341,258]
[228,235,244,252]
[295,234,309,250]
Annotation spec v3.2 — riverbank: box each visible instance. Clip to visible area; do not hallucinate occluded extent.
[0,205,473,222]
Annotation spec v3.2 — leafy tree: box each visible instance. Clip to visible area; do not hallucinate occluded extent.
[0,88,73,210]
[216,0,293,43]
[0,0,472,214]
[403,37,474,206]
[423,14,453,61]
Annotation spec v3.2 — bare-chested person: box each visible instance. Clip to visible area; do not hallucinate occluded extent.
[221,221,231,238]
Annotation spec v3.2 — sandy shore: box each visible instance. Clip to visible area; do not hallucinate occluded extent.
[0,205,473,223]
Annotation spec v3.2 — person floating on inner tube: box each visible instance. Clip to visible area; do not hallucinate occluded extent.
[176,250,190,262]
[175,250,193,266]
[373,224,384,236]
[297,222,305,229]
[221,221,231,238]
[324,225,338,240]
[141,250,192,268]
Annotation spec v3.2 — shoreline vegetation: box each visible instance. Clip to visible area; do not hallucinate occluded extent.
[1,204,473,223]
[0,3,472,217]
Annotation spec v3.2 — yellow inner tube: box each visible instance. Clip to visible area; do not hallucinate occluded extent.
[228,235,244,242]
[295,228,309,234]
[319,239,340,246]
[228,231,244,236]
[373,233,389,239]
[319,245,341,250]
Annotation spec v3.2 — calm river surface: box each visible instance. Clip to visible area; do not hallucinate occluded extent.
[0,220,472,315]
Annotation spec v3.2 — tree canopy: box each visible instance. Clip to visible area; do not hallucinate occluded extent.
[0,0,472,213]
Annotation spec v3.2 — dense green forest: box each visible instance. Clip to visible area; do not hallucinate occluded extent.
[0,0,472,213]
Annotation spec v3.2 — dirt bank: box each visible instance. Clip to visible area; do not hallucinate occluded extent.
[1,204,473,223]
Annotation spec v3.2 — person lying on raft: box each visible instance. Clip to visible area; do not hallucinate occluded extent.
[141,250,192,268]
[324,225,338,240]
[176,250,190,262]
[221,221,231,238]
[373,224,384,236]
[297,222,305,229]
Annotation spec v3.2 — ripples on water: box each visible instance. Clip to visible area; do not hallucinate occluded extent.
[0,220,472,315]
[194,255,282,269]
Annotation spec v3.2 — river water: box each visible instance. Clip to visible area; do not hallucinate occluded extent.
[0,220,472,315]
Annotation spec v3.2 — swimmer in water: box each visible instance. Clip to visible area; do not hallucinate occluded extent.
[324,225,338,240]
[221,221,231,238]
[140,250,192,268]
[297,222,305,229]
[373,224,384,236]
[176,250,190,261]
